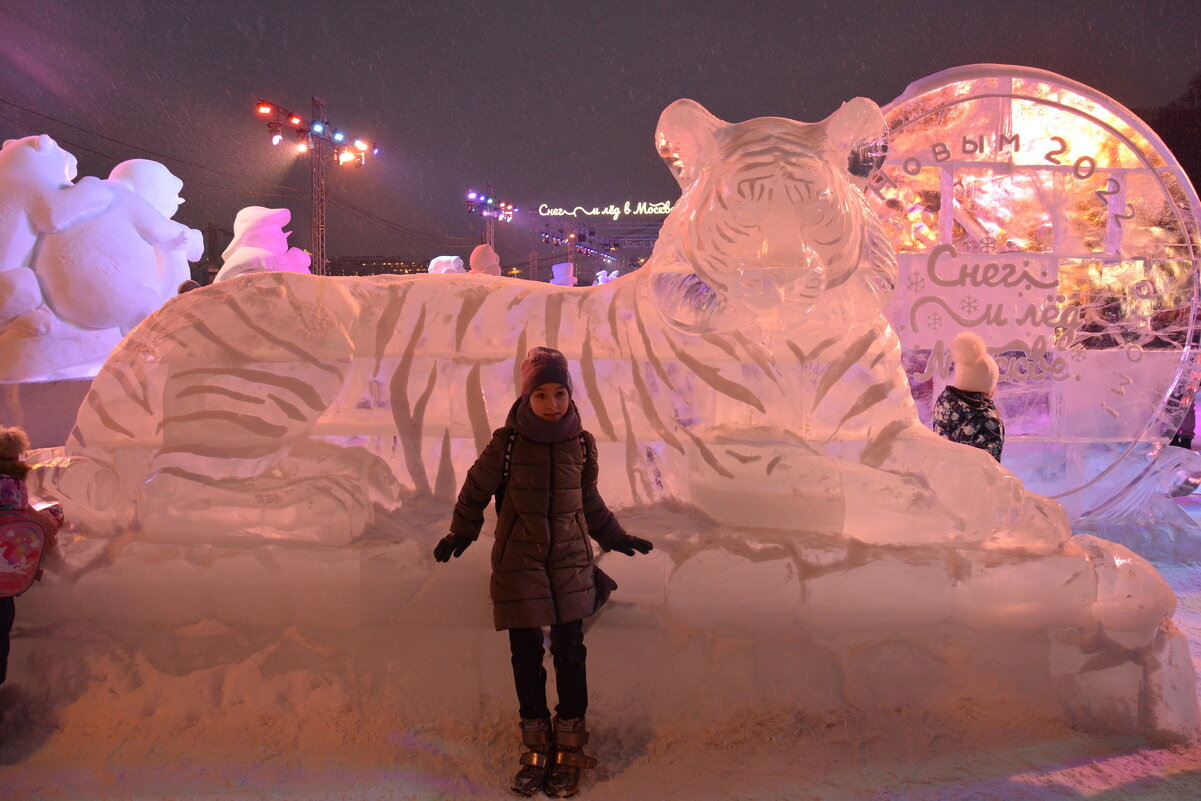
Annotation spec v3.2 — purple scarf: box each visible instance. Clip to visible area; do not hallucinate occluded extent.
[510,397,582,444]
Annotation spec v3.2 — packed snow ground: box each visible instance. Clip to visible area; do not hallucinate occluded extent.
[1,499,1200,801]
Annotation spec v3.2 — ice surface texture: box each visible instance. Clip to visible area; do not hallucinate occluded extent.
[1074,444,1201,561]
[29,93,1198,740]
[0,136,203,381]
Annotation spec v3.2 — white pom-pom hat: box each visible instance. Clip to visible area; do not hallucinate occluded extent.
[950,331,999,396]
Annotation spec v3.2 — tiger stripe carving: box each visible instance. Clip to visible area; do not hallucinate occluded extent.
[34,98,1068,555]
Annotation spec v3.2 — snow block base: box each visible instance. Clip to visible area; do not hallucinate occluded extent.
[18,510,1198,744]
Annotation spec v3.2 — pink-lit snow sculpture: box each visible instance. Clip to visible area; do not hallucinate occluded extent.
[33,91,1197,741]
[213,207,311,282]
[37,159,201,333]
[468,243,501,275]
[0,137,202,380]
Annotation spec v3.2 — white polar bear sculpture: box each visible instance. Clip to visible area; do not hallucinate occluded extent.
[37,159,201,334]
[213,207,311,283]
[0,135,109,274]
[34,98,1197,741]
[428,255,465,274]
[0,137,202,380]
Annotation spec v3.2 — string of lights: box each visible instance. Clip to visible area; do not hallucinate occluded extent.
[535,227,620,263]
[573,243,618,263]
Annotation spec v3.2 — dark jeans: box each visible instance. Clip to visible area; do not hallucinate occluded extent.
[0,596,14,686]
[508,619,587,720]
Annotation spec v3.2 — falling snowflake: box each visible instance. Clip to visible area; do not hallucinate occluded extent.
[979,234,998,253]
[960,294,979,314]
[907,273,927,293]
[926,312,943,330]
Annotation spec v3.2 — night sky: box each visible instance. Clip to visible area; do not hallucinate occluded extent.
[2,0,1199,266]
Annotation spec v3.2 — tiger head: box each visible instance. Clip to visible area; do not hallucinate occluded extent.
[645,98,894,335]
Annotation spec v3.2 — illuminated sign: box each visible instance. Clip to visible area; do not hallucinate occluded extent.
[537,201,674,221]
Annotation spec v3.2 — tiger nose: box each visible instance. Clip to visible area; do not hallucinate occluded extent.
[754,224,818,268]
[751,204,813,263]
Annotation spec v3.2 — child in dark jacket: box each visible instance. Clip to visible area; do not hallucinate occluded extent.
[932,332,1005,461]
[1,426,64,696]
[434,346,652,798]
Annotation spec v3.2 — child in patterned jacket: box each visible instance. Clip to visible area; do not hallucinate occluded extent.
[932,332,1005,461]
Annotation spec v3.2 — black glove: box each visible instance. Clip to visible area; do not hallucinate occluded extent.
[434,533,472,562]
[610,534,653,556]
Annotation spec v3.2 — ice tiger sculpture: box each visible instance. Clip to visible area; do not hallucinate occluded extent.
[35,97,1066,554]
[30,96,1197,744]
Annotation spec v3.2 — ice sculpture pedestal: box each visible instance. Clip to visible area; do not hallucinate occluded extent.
[622,513,1196,744]
[23,504,1196,745]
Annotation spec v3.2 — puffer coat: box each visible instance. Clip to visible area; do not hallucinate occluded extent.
[449,402,625,631]
[932,384,1005,462]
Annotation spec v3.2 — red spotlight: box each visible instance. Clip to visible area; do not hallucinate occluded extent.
[257,101,273,115]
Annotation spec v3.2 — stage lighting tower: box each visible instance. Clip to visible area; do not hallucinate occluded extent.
[465,184,519,248]
[254,96,378,275]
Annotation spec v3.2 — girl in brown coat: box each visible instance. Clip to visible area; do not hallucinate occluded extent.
[434,346,652,797]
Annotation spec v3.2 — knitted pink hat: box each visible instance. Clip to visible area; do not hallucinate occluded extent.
[520,346,572,397]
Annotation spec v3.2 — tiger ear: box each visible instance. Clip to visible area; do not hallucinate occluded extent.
[656,99,725,190]
[820,97,889,188]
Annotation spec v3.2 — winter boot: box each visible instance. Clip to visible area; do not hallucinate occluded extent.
[545,716,597,798]
[512,716,553,796]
